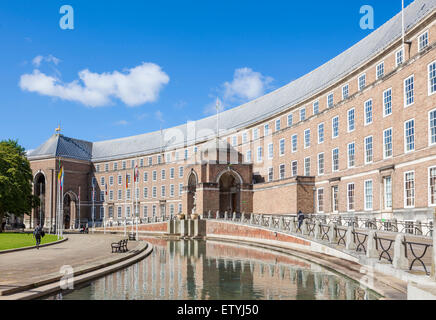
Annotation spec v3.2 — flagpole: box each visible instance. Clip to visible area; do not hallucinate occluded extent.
[135,159,138,241]
[402,0,405,47]
[131,167,134,235]
[78,186,81,230]
[92,184,95,234]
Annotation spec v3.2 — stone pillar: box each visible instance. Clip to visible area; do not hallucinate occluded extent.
[279,217,284,231]
[250,214,255,225]
[366,231,379,259]
[167,220,174,234]
[194,219,206,238]
[314,221,321,240]
[415,220,422,236]
[232,212,237,222]
[290,217,297,233]
[393,234,409,270]
[180,220,188,237]
[216,211,219,219]
[302,220,309,235]
[328,223,337,244]
[345,226,356,250]
[188,219,195,237]
[224,211,228,220]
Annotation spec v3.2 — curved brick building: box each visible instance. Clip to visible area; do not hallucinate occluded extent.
[27,0,436,229]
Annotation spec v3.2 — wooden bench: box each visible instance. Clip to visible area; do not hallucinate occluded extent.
[111,239,128,253]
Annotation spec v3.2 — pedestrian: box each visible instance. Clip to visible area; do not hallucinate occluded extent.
[33,223,42,249]
[298,210,305,230]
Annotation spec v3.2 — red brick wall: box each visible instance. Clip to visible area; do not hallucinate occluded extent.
[206,220,310,247]
[104,222,167,232]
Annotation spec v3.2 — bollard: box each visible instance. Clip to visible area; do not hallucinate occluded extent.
[345,226,357,250]
[366,231,379,259]
[314,221,321,240]
[328,223,337,244]
[393,234,409,270]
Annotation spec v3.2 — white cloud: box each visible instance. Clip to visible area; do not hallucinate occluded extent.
[19,62,170,107]
[32,55,44,67]
[223,67,273,102]
[114,120,129,126]
[32,54,61,67]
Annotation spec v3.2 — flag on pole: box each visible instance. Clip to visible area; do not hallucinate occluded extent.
[134,164,139,183]
[105,183,108,196]
[58,166,64,191]
[216,97,220,112]
[126,172,128,189]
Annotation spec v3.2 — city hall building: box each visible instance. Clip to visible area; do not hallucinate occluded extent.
[26,0,436,229]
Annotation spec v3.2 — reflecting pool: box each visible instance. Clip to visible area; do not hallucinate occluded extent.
[46,238,381,300]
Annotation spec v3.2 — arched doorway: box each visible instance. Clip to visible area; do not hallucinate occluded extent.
[63,192,77,229]
[187,171,197,215]
[34,173,46,227]
[218,170,241,214]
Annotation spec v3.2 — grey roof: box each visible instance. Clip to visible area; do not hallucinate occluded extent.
[28,0,436,163]
[27,134,93,161]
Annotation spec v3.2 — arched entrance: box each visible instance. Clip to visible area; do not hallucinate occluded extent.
[34,173,46,227]
[187,171,197,215]
[63,192,77,229]
[218,170,241,214]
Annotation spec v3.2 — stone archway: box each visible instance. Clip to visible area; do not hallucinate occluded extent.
[34,172,46,227]
[63,192,78,229]
[187,171,198,216]
[218,169,242,214]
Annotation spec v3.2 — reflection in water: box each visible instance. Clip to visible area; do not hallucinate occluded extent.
[47,238,380,300]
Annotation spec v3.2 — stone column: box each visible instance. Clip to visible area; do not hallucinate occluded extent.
[279,217,284,231]
[328,223,337,244]
[232,212,237,222]
[167,220,174,234]
[224,211,228,220]
[302,220,309,235]
[393,234,409,270]
[366,230,379,259]
[250,214,255,225]
[345,226,356,250]
[314,221,321,240]
[290,217,297,233]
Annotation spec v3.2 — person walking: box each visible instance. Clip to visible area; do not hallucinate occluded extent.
[33,223,43,249]
[297,210,305,230]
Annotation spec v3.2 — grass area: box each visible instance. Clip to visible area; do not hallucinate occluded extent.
[0,233,62,251]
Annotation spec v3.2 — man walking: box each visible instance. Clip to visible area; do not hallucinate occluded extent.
[297,211,305,230]
[33,223,42,249]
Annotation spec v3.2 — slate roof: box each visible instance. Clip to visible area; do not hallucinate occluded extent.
[27,0,436,163]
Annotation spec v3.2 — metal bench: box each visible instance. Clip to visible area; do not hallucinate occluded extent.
[111,239,128,253]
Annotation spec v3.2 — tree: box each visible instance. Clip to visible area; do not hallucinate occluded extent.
[0,140,38,232]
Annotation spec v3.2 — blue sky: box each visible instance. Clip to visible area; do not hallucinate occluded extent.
[0,0,413,151]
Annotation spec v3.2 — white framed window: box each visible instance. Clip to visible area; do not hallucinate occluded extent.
[118,174,122,185]
[118,189,122,200]
[318,153,324,176]
[291,161,298,177]
[152,170,157,181]
[291,134,298,153]
[184,149,189,160]
[364,99,373,125]
[264,124,270,136]
[105,163,109,172]
[396,47,404,67]
[376,62,385,80]
[279,164,285,180]
[404,119,415,153]
[109,190,114,201]
[418,31,429,52]
[365,136,373,164]
[332,116,339,138]
[342,84,349,100]
[143,172,148,182]
[179,183,183,196]
[358,74,366,91]
[347,183,355,212]
[257,146,263,163]
[100,176,105,186]
[383,88,392,117]
[304,129,311,148]
[429,167,436,206]
[100,191,104,202]
[166,153,171,163]
[275,119,281,132]
[143,205,148,218]
[268,143,274,160]
[157,155,162,164]
[122,161,127,169]
[347,142,355,168]
[147,157,152,166]
[179,166,184,178]
[279,139,285,156]
[332,148,339,172]
[242,131,248,144]
[404,171,415,208]
[170,184,175,197]
[317,188,324,213]
[139,158,144,167]
[109,176,114,186]
[170,204,175,215]
[96,165,100,173]
[126,189,131,200]
[178,203,182,214]
[429,109,436,146]
[347,108,355,132]
[113,162,118,171]
[253,128,259,140]
[152,186,157,198]
[170,167,175,179]
[287,113,293,127]
[232,135,237,146]
[143,187,148,198]
[383,128,393,159]
[313,101,319,115]
[429,61,436,96]
[117,206,122,218]
[246,150,252,163]
[161,169,166,180]
[152,205,156,217]
[318,123,324,144]
[364,180,373,211]
[161,185,166,197]
[327,93,334,108]
[304,157,311,176]
[268,167,274,182]
[404,75,414,107]
[384,176,392,210]
[300,108,306,121]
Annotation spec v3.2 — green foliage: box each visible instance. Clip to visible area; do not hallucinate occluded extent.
[0,139,38,231]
